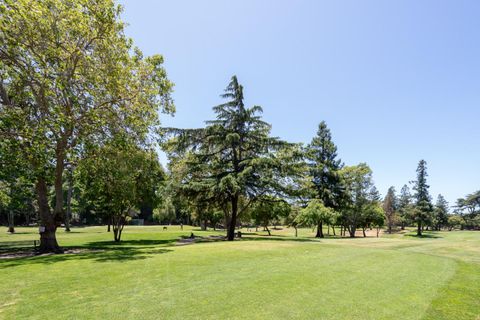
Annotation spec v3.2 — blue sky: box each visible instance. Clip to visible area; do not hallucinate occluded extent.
[120,0,479,206]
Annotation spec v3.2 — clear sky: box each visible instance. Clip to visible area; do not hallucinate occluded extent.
[119,0,479,206]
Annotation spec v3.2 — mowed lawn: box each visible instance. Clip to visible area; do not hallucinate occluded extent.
[0,226,479,320]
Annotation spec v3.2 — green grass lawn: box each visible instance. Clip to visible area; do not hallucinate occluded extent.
[0,226,479,319]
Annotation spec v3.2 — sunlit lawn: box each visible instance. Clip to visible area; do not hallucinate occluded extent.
[0,226,479,319]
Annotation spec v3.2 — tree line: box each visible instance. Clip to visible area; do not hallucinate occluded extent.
[0,0,478,253]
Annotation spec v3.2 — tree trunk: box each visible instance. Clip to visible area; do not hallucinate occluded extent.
[332,225,336,236]
[53,144,65,228]
[362,227,366,237]
[227,195,238,241]
[376,227,380,237]
[349,225,356,238]
[265,225,271,236]
[417,221,422,236]
[294,226,298,237]
[327,224,330,236]
[7,210,14,233]
[112,214,125,242]
[65,168,73,232]
[36,177,62,253]
[315,221,324,238]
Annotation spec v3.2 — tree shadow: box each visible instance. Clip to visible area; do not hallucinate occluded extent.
[0,246,173,269]
[241,235,320,243]
[405,233,443,239]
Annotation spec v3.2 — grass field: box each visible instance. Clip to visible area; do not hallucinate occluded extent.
[0,226,479,319]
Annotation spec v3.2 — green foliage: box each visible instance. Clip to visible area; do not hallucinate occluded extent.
[164,76,301,240]
[78,139,165,241]
[251,198,291,235]
[339,163,379,237]
[455,190,480,229]
[295,199,335,237]
[0,0,174,251]
[153,197,176,224]
[412,160,433,235]
[433,194,449,230]
[383,186,397,233]
[305,121,343,208]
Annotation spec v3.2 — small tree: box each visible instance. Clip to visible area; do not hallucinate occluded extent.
[79,139,162,242]
[295,199,335,238]
[383,186,397,233]
[397,184,412,230]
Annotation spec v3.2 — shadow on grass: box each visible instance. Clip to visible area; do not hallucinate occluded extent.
[404,233,443,239]
[0,238,177,269]
[241,235,320,243]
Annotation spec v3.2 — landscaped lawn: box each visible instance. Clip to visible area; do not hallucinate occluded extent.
[0,226,479,319]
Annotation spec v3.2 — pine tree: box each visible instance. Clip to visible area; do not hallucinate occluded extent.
[412,160,433,236]
[164,76,301,241]
[398,184,412,230]
[434,194,449,230]
[383,186,397,233]
[305,121,343,237]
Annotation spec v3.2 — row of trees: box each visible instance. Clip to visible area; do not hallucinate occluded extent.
[1,0,477,252]
[382,163,479,235]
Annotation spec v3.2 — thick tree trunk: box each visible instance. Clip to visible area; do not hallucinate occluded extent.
[417,221,422,236]
[53,145,65,227]
[36,177,62,253]
[332,225,336,236]
[227,196,238,241]
[294,226,298,237]
[7,210,14,233]
[315,221,324,238]
[362,227,366,237]
[65,169,73,232]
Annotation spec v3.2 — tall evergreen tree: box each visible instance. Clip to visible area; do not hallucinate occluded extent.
[434,194,449,230]
[305,121,343,237]
[398,184,412,230]
[412,160,433,236]
[164,76,301,241]
[383,186,397,233]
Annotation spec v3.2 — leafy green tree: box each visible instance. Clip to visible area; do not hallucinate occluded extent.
[383,186,397,233]
[433,194,449,230]
[153,197,176,225]
[455,191,480,229]
[251,198,291,236]
[362,202,385,237]
[78,140,164,242]
[295,199,335,238]
[164,76,301,241]
[412,160,433,236]
[0,0,173,252]
[340,163,378,237]
[397,184,412,230]
[447,215,464,231]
